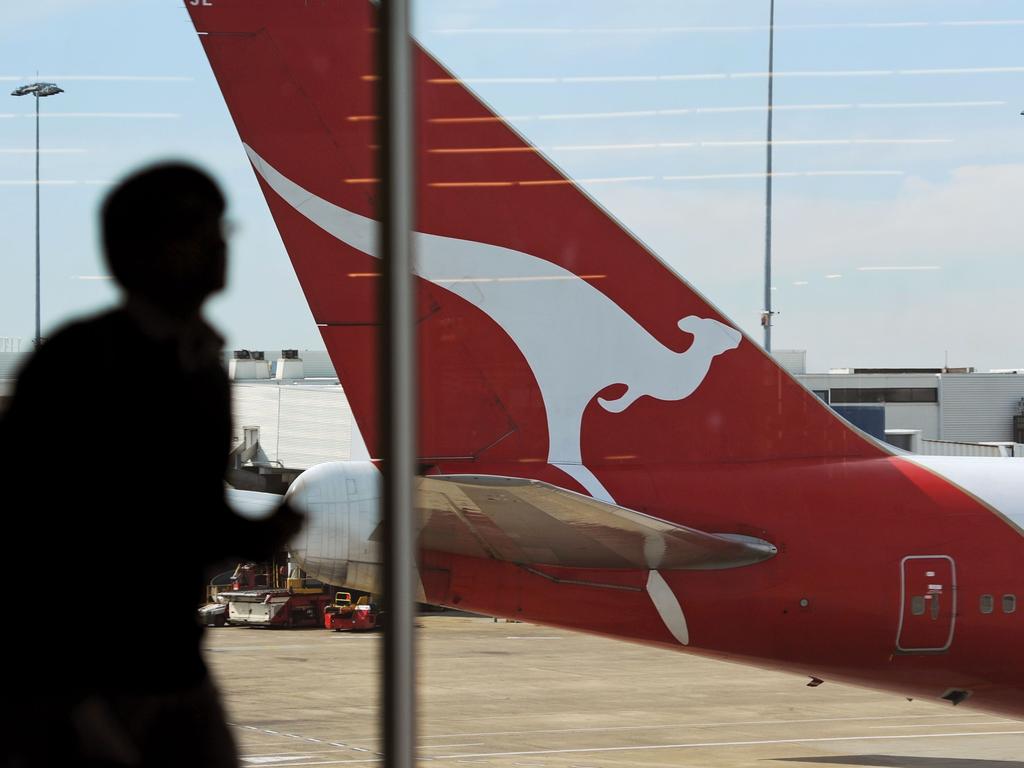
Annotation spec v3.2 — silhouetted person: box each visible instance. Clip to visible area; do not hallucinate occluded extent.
[0,163,302,767]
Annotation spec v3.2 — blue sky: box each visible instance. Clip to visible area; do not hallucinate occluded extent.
[1,0,1022,371]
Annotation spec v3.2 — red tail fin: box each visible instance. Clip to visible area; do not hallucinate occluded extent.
[187,0,884,503]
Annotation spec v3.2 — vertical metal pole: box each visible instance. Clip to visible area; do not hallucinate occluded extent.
[763,0,775,353]
[34,94,41,348]
[378,0,417,766]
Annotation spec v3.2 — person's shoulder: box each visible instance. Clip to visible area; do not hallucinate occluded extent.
[20,308,125,366]
[44,307,131,345]
[4,308,126,405]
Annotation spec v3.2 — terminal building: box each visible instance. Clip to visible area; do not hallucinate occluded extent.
[2,347,1022,485]
[223,349,1024,476]
[776,350,1024,457]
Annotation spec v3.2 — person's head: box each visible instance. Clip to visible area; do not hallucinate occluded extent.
[102,163,227,314]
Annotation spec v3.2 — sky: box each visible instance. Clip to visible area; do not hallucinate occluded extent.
[1,0,1022,372]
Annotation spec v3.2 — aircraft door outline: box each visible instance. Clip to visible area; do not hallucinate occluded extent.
[896,555,957,653]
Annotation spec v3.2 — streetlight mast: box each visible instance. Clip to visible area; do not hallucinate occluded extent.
[762,0,776,353]
[11,81,64,348]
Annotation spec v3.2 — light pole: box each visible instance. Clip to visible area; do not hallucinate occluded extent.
[11,81,64,349]
[762,0,776,353]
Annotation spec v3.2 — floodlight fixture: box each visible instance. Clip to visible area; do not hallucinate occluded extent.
[10,80,64,348]
[11,82,64,98]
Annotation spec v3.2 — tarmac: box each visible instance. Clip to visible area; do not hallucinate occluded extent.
[204,614,1024,767]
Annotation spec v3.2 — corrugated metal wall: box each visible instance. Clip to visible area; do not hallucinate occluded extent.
[232,385,282,462]
[0,352,28,381]
[773,349,806,375]
[940,375,1024,442]
[232,383,355,469]
[278,388,353,467]
[883,403,940,438]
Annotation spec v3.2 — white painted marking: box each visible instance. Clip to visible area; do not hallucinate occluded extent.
[270,730,1024,766]
[419,743,486,749]
[243,757,315,765]
[243,753,357,759]
[250,760,379,766]
[419,712,995,739]
[428,731,1024,761]
[872,721,1014,729]
[246,146,740,503]
[213,645,323,652]
[646,570,689,645]
[229,724,363,750]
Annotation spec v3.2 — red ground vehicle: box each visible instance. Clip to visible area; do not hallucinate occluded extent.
[217,567,335,627]
[324,592,380,632]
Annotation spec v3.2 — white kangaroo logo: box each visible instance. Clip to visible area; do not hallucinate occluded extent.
[245,145,742,503]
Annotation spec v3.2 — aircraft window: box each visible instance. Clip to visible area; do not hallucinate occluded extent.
[911,596,926,616]
[980,594,994,614]
[1003,595,1016,614]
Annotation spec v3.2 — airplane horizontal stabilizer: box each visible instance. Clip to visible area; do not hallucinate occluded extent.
[418,475,777,570]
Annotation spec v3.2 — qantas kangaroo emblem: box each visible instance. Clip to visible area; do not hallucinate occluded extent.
[246,146,742,502]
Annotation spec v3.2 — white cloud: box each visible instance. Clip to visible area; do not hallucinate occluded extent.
[597,163,1024,279]
[593,163,1024,369]
[0,0,118,29]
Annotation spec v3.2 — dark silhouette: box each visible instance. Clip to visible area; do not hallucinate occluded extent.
[0,163,302,767]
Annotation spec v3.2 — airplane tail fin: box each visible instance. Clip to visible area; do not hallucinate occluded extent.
[187,0,884,503]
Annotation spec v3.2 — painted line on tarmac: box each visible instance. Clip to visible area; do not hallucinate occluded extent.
[230,723,378,754]
[428,730,1024,761]
[252,729,1024,766]
[244,757,372,765]
[420,712,995,739]
[871,720,1015,728]
[419,743,486,749]
[247,760,381,766]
